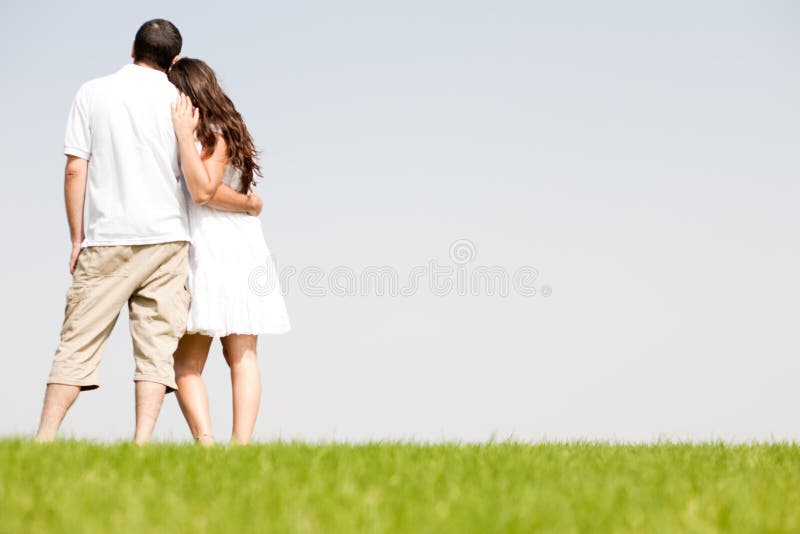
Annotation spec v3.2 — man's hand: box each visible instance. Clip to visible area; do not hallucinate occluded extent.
[246,190,263,216]
[69,242,83,275]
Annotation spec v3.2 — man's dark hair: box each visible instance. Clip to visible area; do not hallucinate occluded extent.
[133,19,182,70]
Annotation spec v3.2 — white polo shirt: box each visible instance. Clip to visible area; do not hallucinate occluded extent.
[64,63,191,246]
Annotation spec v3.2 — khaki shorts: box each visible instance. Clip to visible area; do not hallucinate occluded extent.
[48,241,190,392]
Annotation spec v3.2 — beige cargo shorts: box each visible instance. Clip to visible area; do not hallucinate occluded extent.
[48,241,190,393]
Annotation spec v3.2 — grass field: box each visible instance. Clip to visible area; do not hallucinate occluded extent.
[1,439,798,533]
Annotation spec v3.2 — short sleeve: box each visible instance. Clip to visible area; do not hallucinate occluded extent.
[64,84,91,159]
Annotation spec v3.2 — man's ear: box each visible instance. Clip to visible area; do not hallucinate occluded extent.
[131,42,135,60]
[171,55,180,66]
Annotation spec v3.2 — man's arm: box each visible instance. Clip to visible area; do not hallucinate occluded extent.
[65,155,88,274]
[206,185,262,216]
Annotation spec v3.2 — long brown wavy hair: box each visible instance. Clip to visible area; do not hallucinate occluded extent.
[168,58,260,193]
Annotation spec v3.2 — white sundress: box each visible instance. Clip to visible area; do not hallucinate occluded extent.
[184,160,291,337]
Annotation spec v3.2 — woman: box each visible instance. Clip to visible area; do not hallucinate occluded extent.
[169,58,291,445]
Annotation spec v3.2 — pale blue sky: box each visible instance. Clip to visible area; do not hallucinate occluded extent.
[1,0,798,442]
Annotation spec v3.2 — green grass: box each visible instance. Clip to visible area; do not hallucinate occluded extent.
[1,439,798,533]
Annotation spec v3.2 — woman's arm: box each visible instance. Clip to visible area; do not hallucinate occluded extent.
[171,94,225,204]
[206,186,263,215]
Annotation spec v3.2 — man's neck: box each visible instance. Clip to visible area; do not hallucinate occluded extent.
[133,60,166,73]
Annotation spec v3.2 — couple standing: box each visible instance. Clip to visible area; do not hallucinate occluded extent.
[34,19,290,445]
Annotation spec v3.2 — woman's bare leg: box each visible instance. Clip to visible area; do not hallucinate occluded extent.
[221,334,260,444]
[174,333,215,445]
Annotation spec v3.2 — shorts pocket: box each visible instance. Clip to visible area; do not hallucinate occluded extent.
[84,246,132,277]
[66,283,88,304]
[62,283,91,330]
[157,242,190,275]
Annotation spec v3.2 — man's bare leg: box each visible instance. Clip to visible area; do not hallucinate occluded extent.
[34,384,81,442]
[133,381,167,445]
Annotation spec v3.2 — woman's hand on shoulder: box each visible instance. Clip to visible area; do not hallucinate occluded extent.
[171,93,199,141]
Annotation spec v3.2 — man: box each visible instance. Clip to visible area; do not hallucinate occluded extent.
[35,19,261,444]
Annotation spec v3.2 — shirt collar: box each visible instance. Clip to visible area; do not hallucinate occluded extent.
[120,63,168,78]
